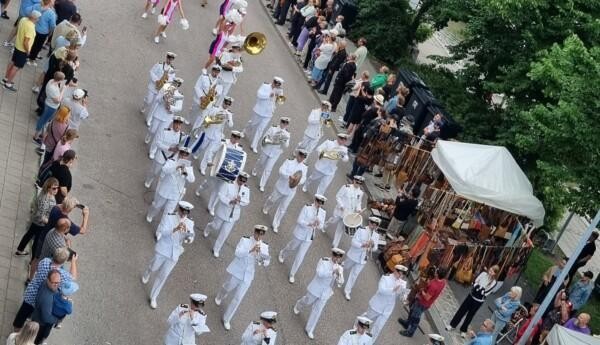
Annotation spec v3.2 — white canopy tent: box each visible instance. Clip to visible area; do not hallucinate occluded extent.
[430,140,545,226]
[545,325,600,345]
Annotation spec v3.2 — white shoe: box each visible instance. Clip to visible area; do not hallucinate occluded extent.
[259,186,265,192]
[150,299,157,309]
[31,86,40,93]
[223,321,231,330]
[278,251,284,263]
[141,12,148,18]
[302,186,307,193]
[213,250,220,258]
[445,325,453,332]
[461,332,467,339]
[212,28,218,36]
[151,7,156,14]
[344,293,351,301]
[146,215,152,223]
[307,331,314,340]
[293,304,300,315]
[214,296,222,306]
[262,207,268,215]
[161,31,167,38]
[154,36,159,44]
[252,147,258,154]
[195,189,201,197]
[200,169,206,176]
[288,275,295,283]
[209,209,215,217]
[141,273,149,284]
[144,135,151,144]
[251,169,257,176]
[144,181,151,189]
[273,227,279,233]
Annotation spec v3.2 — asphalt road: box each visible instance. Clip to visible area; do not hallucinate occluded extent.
[41,0,432,344]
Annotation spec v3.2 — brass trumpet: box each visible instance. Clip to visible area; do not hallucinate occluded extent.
[319,150,344,160]
[243,32,267,55]
[202,111,226,128]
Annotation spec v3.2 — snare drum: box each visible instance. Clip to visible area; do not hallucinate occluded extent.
[210,143,247,182]
[343,213,363,236]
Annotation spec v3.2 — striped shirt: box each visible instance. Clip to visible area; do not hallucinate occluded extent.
[39,229,66,260]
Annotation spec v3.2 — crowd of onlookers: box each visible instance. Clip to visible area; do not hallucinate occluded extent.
[3,0,91,344]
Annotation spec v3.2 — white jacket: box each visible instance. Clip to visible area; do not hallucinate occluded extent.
[151,89,184,122]
[193,72,223,104]
[261,125,290,158]
[368,274,407,315]
[346,226,379,264]
[292,204,326,241]
[226,236,270,282]
[147,62,175,92]
[155,214,195,261]
[303,108,324,139]
[215,182,250,221]
[240,321,277,345]
[150,128,186,164]
[164,305,209,345]
[252,83,279,117]
[274,158,307,195]
[157,159,195,200]
[314,140,348,175]
[219,51,243,84]
[306,257,342,300]
[334,184,364,218]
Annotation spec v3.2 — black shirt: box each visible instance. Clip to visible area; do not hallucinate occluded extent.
[48,161,72,204]
[54,0,77,24]
[393,196,418,221]
[577,242,596,263]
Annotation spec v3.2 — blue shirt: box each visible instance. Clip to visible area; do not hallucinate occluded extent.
[19,0,41,17]
[23,258,72,305]
[467,332,493,345]
[31,5,57,34]
[569,280,593,310]
[493,293,521,322]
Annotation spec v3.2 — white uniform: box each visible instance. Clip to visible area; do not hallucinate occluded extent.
[216,236,270,324]
[329,184,364,248]
[252,125,290,190]
[294,257,343,335]
[146,88,184,144]
[148,159,195,222]
[243,83,281,152]
[343,226,380,297]
[337,329,373,345]
[143,62,175,115]
[303,139,348,195]
[143,214,195,303]
[217,50,243,106]
[297,108,325,155]
[196,108,234,173]
[205,182,250,256]
[240,321,277,345]
[279,204,326,277]
[362,274,408,343]
[164,304,209,345]
[146,128,186,188]
[263,158,307,230]
[191,72,223,124]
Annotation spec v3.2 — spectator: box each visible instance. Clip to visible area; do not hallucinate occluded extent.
[569,271,594,314]
[563,313,591,335]
[12,247,77,332]
[52,280,78,329]
[568,231,598,284]
[398,267,447,337]
[31,270,61,345]
[39,218,71,260]
[447,265,500,338]
[3,11,41,92]
[5,321,39,345]
[316,39,347,95]
[51,12,86,50]
[27,0,56,64]
[33,71,66,145]
[346,86,376,140]
[353,37,368,70]
[490,286,522,344]
[35,48,75,114]
[54,0,77,24]
[39,98,70,164]
[310,30,334,86]
[14,177,59,256]
[62,88,89,130]
[534,256,568,303]
[387,188,420,238]
[381,74,397,100]
[0,0,10,20]
[43,149,76,204]
[342,71,369,124]
[370,66,389,90]
[465,318,494,345]
[540,289,573,342]
[327,53,356,113]
[515,304,542,345]
[52,129,78,162]
[293,0,317,53]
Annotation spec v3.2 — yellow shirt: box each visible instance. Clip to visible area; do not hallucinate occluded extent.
[15,17,36,53]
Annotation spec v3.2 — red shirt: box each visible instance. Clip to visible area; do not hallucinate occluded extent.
[417,278,446,308]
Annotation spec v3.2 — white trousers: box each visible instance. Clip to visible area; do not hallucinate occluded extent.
[263,189,295,229]
[330,216,346,248]
[205,217,236,255]
[147,193,178,222]
[343,258,365,295]
[295,292,330,334]
[304,169,334,196]
[199,137,221,173]
[216,82,233,106]
[252,152,280,189]
[144,252,178,302]
[296,135,320,156]
[195,178,224,212]
[362,306,390,343]
[143,88,158,113]
[145,159,164,187]
[190,103,204,129]
[217,274,252,323]
[146,117,171,144]
[243,112,271,151]
[280,237,312,277]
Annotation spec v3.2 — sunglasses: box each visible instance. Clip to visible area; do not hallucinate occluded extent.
[51,186,59,190]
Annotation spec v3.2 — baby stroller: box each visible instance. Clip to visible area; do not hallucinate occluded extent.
[497,304,529,344]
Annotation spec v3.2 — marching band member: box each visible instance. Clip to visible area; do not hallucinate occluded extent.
[141,0,161,19]
[278,194,327,283]
[241,311,277,345]
[142,201,195,309]
[213,0,247,36]
[145,78,184,145]
[262,149,308,233]
[293,247,345,340]
[251,117,290,192]
[243,77,284,153]
[302,133,349,195]
[204,173,250,258]
[146,147,195,223]
[296,100,331,156]
[216,42,243,106]
[145,116,187,189]
[337,316,373,345]
[195,130,244,216]
[215,225,271,330]
[361,265,409,343]
[153,0,188,44]
[204,10,242,69]
[141,52,176,115]
[342,217,381,301]
[196,97,234,174]
[191,65,223,128]
[328,175,365,248]
[164,293,210,345]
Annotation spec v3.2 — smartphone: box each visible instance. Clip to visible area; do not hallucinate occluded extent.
[75,204,85,210]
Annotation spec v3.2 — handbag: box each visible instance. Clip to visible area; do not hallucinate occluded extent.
[455,250,475,284]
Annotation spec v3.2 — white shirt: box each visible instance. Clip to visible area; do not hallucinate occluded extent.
[307,257,343,300]
[292,204,326,242]
[240,321,277,345]
[165,305,209,345]
[261,125,290,157]
[155,213,195,261]
[157,159,195,200]
[62,97,89,130]
[150,128,186,164]
[303,108,324,139]
[274,158,308,195]
[45,81,62,108]
[314,42,335,70]
[334,184,364,217]
[252,83,279,117]
[226,236,270,282]
[314,140,349,175]
[215,182,250,221]
[346,226,380,264]
[368,274,407,315]
[337,329,373,345]
[219,51,243,84]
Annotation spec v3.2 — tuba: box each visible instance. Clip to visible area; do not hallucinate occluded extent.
[261,129,287,147]
[199,84,217,110]
[319,150,344,160]
[162,83,178,108]
[243,32,267,55]
[202,110,227,128]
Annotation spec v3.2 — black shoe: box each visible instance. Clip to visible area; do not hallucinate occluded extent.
[3,81,17,92]
[399,330,413,337]
[397,318,408,328]
[374,173,383,178]
[318,90,327,95]
[1,11,9,19]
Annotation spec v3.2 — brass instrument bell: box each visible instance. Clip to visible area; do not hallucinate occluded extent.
[243,32,267,55]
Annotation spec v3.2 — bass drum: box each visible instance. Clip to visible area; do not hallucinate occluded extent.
[343,213,363,236]
[210,143,247,182]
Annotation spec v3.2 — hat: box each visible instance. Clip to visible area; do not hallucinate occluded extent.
[260,311,277,322]
[172,115,186,123]
[60,281,79,296]
[321,100,332,109]
[72,88,85,100]
[30,10,42,19]
[178,146,192,154]
[273,76,284,84]
[337,133,349,139]
[238,171,249,179]
[353,175,365,182]
[166,51,177,58]
[190,293,208,303]
[178,201,194,211]
[357,316,372,327]
[280,116,290,123]
[332,247,345,256]
[314,194,327,203]
[223,96,234,104]
[368,216,382,224]
[254,224,268,233]
[211,64,222,71]
[296,148,308,156]
[231,130,243,138]
[374,94,385,105]
[173,77,184,85]
[395,264,409,272]
[428,334,445,344]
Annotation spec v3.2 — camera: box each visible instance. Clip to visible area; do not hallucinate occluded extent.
[67,248,77,261]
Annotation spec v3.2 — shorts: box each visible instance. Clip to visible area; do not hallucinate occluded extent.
[11,48,28,68]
